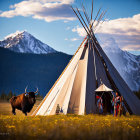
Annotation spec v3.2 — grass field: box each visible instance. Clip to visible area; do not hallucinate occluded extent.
[0,101,140,140]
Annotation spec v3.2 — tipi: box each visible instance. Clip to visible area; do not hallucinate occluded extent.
[32,1,140,116]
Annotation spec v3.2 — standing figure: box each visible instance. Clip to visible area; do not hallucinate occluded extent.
[114,92,122,116]
[56,104,60,115]
[96,95,103,114]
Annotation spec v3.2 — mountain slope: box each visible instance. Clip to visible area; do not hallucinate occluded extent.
[0,31,57,54]
[101,38,140,91]
[0,47,72,96]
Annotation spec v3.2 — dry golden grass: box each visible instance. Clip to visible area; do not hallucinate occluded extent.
[0,101,140,140]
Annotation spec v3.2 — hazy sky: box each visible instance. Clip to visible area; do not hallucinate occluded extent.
[0,0,140,55]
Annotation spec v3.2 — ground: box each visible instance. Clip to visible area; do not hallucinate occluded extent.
[0,100,140,140]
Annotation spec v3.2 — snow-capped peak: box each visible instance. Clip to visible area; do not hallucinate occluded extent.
[4,30,26,39]
[98,37,121,53]
[0,31,57,54]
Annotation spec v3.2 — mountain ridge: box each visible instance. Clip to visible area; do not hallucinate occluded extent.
[0,31,57,54]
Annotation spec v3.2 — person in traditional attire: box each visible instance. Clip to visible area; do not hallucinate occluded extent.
[96,95,103,114]
[113,92,122,116]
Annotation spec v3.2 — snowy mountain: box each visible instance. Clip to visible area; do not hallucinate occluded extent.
[100,38,140,91]
[0,31,57,54]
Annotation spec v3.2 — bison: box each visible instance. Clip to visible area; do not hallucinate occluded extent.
[10,87,38,116]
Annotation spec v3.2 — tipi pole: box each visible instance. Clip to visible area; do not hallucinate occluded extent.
[76,7,90,32]
[71,6,90,36]
[91,0,94,21]
[82,4,90,24]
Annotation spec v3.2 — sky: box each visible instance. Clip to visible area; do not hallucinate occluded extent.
[0,0,140,55]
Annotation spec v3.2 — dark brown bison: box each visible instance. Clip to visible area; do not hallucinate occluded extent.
[10,87,38,116]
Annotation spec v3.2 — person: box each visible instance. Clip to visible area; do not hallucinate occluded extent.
[113,92,122,116]
[60,107,63,114]
[96,95,103,114]
[111,92,115,114]
[56,104,60,115]
[119,96,126,116]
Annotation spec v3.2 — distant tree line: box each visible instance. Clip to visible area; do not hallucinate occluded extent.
[0,91,16,101]
[0,91,43,101]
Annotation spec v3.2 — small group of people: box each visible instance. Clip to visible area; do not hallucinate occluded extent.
[56,104,63,115]
[96,92,124,116]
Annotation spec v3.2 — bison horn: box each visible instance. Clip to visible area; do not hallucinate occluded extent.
[25,86,28,94]
[35,88,38,94]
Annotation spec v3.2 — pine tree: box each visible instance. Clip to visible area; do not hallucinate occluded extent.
[7,91,13,101]
[0,91,7,100]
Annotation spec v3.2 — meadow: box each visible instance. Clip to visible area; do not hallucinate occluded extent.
[0,101,140,140]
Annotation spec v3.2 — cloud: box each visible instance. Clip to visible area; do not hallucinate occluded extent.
[64,20,69,23]
[72,14,140,51]
[64,37,80,41]
[72,25,86,37]
[123,45,140,51]
[66,26,70,30]
[0,0,76,22]
[65,38,68,40]
[70,38,79,41]
[97,33,140,51]
[97,14,140,36]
